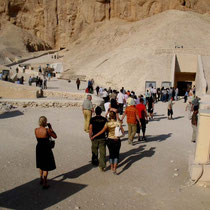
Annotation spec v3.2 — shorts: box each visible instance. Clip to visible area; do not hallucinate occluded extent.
[148,107,153,114]
[137,119,146,134]
[168,109,173,116]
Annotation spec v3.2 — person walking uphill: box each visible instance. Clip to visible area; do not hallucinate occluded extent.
[121,99,140,145]
[89,107,107,171]
[117,89,125,115]
[168,97,174,120]
[35,116,57,189]
[136,98,148,141]
[76,78,80,90]
[91,111,124,174]
[82,95,94,133]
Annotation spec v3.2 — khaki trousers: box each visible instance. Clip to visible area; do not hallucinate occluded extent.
[128,123,137,142]
[91,138,106,168]
[83,110,92,132]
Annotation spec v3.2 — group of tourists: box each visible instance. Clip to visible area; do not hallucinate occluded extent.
[81,83,201,174]
[81,86,159,174]
[30,76,48,89]
[145,87,179,102]
[85,79,94,94]
[34,80,200,189]
[16,76,24,85]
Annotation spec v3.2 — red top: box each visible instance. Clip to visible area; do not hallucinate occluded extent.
[136,104,146,119]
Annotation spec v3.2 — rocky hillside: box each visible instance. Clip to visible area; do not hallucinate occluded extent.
[0,0,210,49]
[61,10,210,92]
[0,21,51,64]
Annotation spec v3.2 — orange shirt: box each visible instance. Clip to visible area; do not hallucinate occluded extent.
[125,106,138,124]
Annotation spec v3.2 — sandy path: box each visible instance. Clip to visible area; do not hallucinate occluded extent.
[0,101,210,210]
[45,78,88,94]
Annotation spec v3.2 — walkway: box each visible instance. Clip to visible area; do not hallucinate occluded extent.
[0,100,209,209]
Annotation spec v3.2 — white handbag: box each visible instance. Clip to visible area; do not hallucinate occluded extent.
[115,126,123,138]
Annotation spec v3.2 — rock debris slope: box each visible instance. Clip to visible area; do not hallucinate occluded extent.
[62,10,210,92]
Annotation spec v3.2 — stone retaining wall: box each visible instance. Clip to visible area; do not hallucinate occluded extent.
[0,97,103,109]
[43,90,86,100]
[1,101,82,108]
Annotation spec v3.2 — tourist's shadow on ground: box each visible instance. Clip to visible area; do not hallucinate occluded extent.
[0,179,87,210]
[105,145,147,171]
[152,116,168,121]
[122,133,172,143]
[145,133,172,142]
[117,146,156,175]
[52,163,93,181]
[47,87,59,90]
[173,116,184,120]
[153,113,164,117]
[0,110,24,119]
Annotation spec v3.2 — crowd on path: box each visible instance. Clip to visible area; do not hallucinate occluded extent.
[0,65,54,89]
[82,85,170,174]
[34,81,200,189]
[81,83,201,174]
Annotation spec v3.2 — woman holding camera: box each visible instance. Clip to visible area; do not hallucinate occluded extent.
[35,116,57,189]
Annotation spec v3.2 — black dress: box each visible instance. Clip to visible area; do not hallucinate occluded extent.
[36,137,56,171]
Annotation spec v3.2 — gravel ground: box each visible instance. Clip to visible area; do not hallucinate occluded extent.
[0,101,210,210]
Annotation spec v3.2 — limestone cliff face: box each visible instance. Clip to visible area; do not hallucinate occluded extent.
[0,0,210,49]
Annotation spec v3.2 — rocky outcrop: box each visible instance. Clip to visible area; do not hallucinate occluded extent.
[0,0,210,49]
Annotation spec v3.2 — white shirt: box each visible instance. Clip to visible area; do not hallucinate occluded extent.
[102,91,108,98]
[104,102,110,114]
[99,88,103,93]
[117,92,125,104]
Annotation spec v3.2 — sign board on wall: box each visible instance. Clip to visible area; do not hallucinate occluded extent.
[145,81,156,91]
[161,81,172,89]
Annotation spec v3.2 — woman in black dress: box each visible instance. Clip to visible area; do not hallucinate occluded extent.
[35,116,57,189]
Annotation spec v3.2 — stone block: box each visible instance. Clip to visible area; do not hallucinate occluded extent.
[0,80,42,99]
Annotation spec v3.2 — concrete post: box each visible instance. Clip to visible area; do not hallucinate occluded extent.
[194,110,210,164]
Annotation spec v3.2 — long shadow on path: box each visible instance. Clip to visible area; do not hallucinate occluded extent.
[0,110,24,119]
[117,146,156,175]
[144,133,172,143]
[52,163,93,181]
[0,179,87,210]
[152,116,168,121]
[123,133,172,144]
[173,116,184,120]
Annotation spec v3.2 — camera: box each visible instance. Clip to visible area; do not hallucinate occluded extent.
[47,123,52,129]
